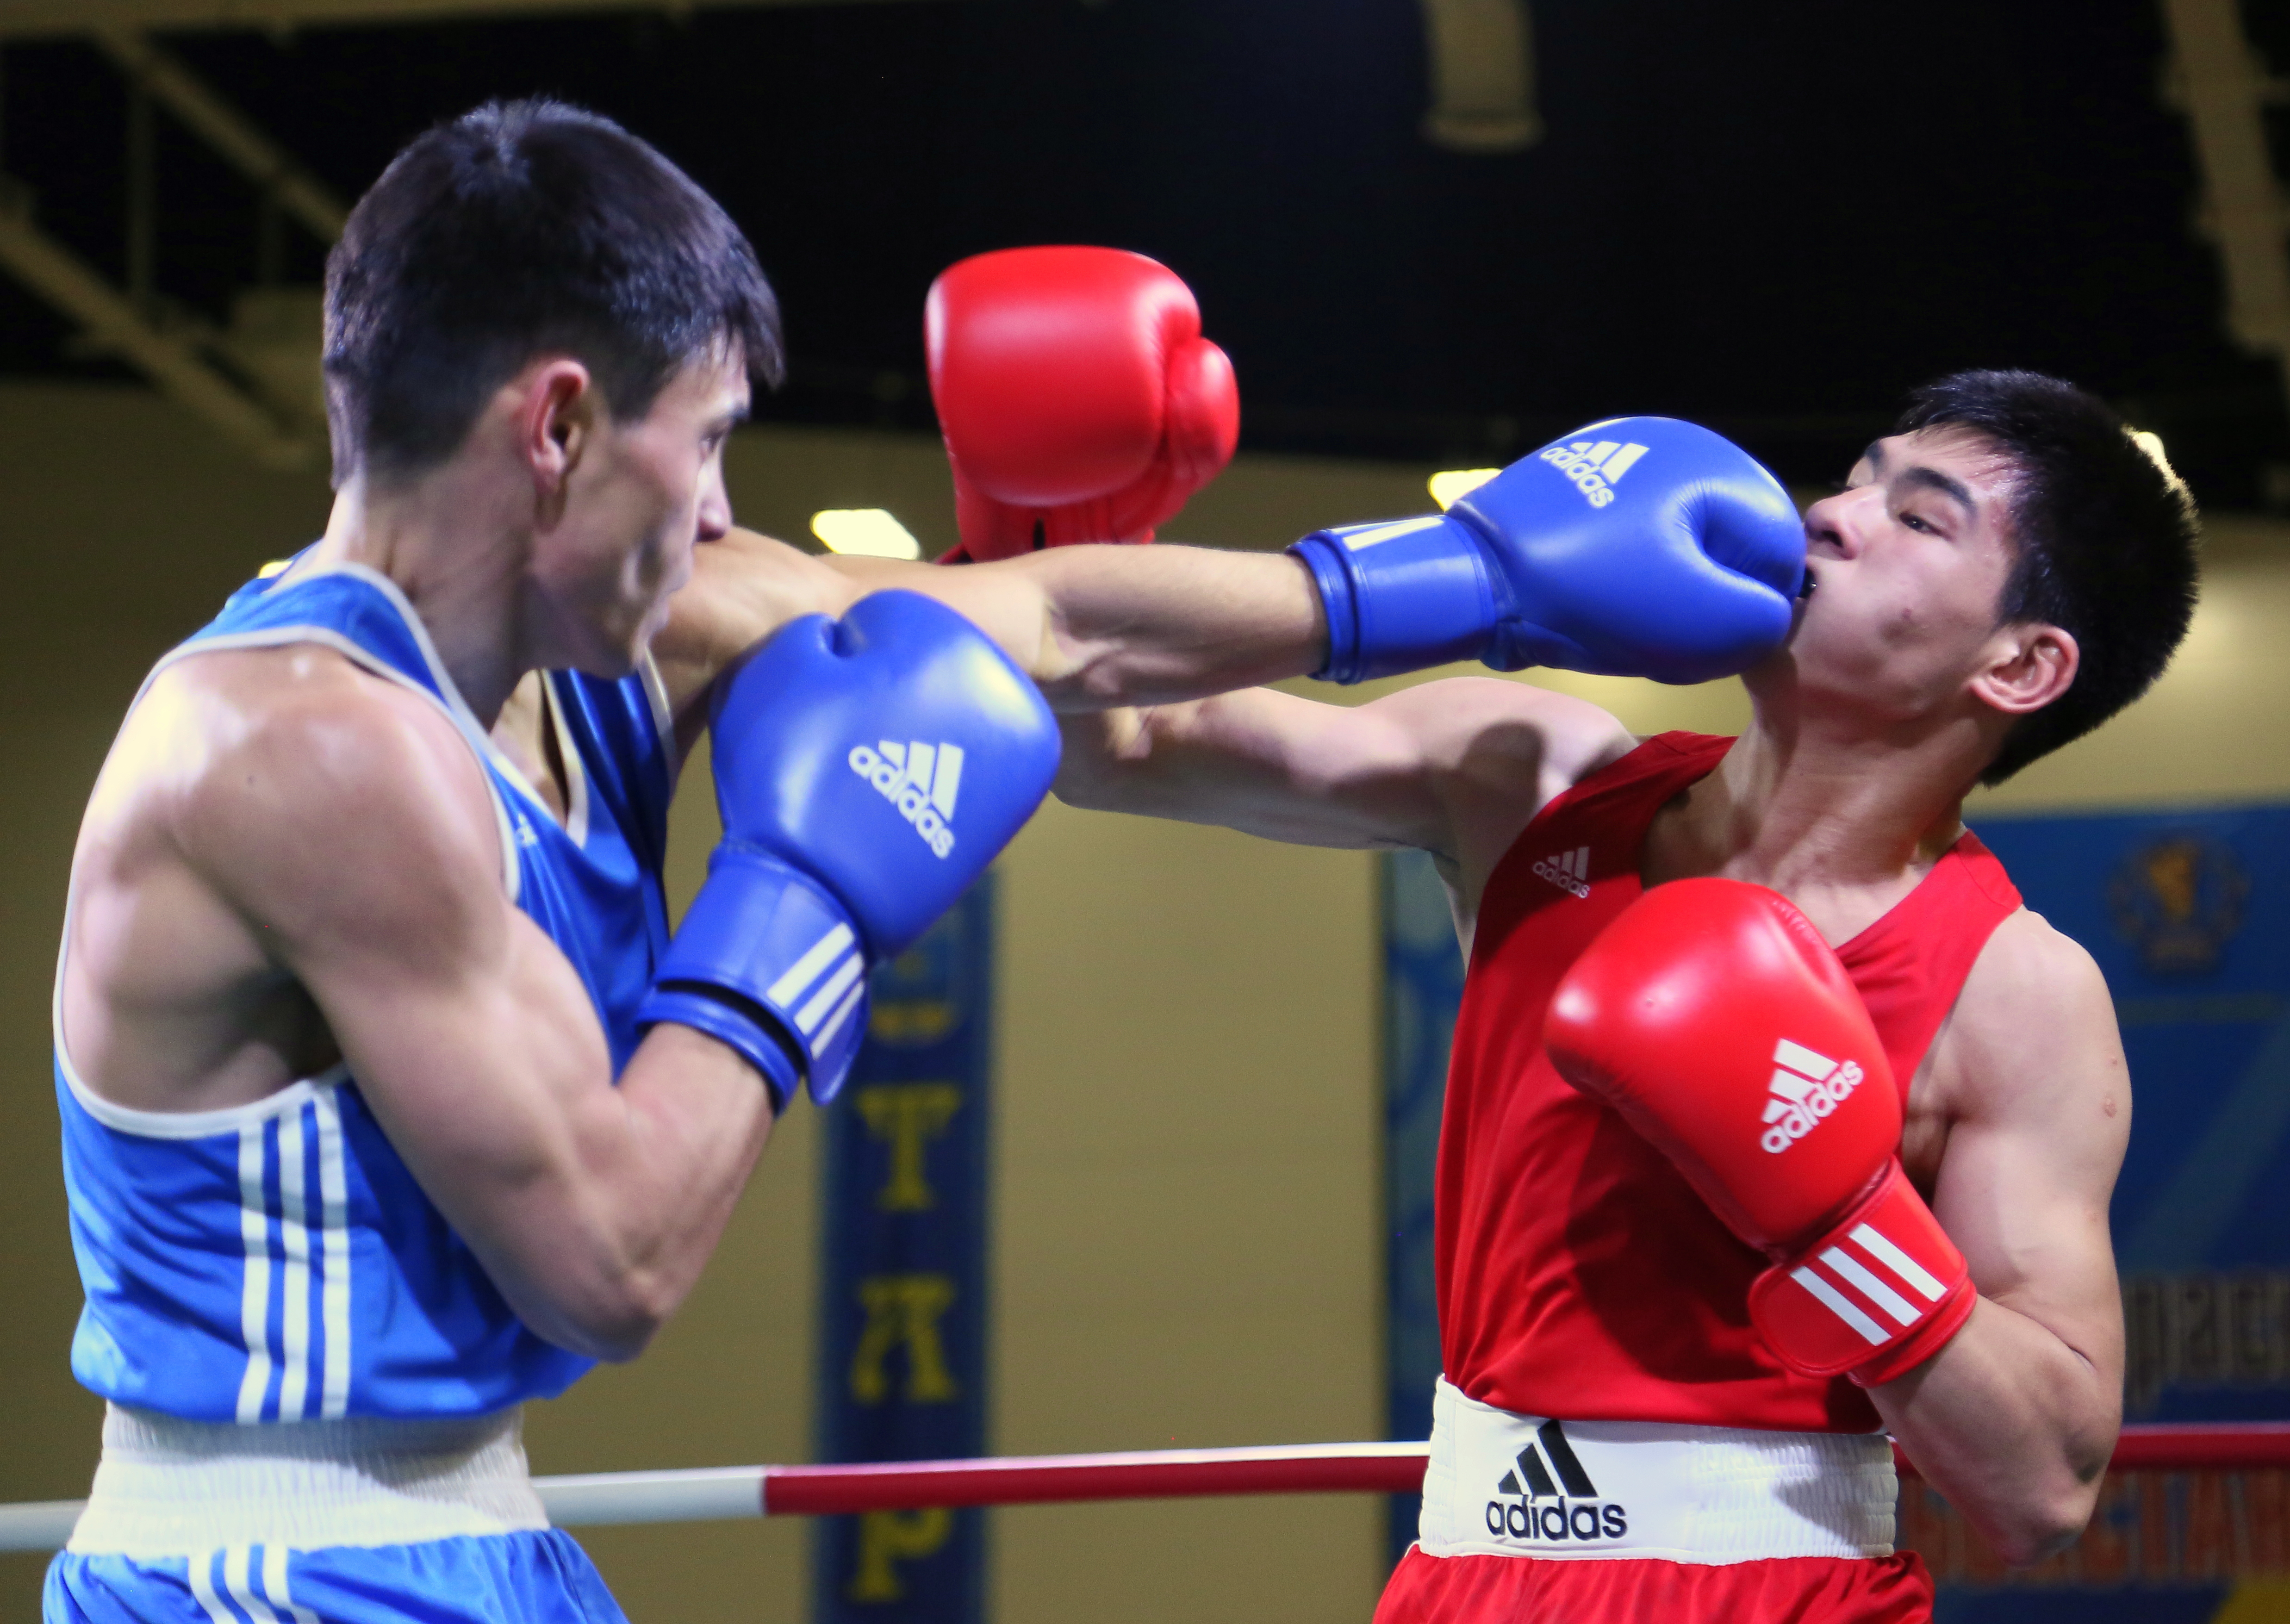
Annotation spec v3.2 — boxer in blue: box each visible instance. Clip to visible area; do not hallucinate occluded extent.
[43,100,1064,1623]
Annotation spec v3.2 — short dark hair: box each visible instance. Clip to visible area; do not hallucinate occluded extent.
[323,99,783,485]
[1893,369,2200,786]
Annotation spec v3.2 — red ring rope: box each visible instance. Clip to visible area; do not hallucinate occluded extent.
[759,1441,1430,1516]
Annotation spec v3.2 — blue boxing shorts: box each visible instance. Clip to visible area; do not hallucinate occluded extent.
[47,1531,627,1624]
[44,1405,627,1624]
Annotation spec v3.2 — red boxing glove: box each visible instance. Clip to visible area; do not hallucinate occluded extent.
[1545,878,1976,1387]
[925,245,1239,563]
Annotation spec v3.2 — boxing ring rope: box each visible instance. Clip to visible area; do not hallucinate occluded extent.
[4,1425,2287,1554]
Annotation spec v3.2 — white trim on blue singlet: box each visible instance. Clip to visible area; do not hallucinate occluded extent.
[49,555,542,1128]
[54,1042,350,1139]
[542,671,592,850]
[636,648,679,790]
[221,1097,356,1425]
[235,1122,275,1424]
[313,1086,351,1420]
[276,1105,312,1421]
[127,610,527,901]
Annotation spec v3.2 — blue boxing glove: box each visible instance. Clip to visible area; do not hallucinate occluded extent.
[638,591,1058,1107]
[1289,417,1805,684]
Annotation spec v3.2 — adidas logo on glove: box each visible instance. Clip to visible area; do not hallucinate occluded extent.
[1538,438,1650,509]
[1760,1038,1866,1155]
[1484,1419,1629,1544]
[848,739,964,859]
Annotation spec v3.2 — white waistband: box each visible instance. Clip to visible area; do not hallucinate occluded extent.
[1418,1379,1897,1564]
[67,1403,549,1556]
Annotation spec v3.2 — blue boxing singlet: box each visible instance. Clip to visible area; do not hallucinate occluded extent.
[53,560,677,1425]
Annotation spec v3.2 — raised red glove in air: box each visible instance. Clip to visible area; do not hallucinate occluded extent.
[925,245,1239,562]
[1545,878,1976,1386]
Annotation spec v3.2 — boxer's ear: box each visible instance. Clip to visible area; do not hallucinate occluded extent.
[1972,622,2078,717]
[522,359,598,507]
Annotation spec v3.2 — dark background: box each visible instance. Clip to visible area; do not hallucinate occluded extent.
[3,0,2286,501]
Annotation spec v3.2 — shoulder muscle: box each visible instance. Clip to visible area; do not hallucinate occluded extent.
[162,647,510,981]
[1944,909,2125,1139]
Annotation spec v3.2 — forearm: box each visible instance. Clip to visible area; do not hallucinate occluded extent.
[1054,686,1463,853]
[834,545,1326,710]
[561,1023,778,1357]
[406,1018,778,1363]
[1870,1295,2121,1564]
[1055,706,1238,825]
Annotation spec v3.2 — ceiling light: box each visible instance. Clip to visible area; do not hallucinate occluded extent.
[810,509,921,560]
[1428,469,1502,510]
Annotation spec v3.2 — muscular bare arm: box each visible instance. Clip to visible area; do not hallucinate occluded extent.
[155,650,776,1361]
[1878,910,2130,1564]
[1059,678,1634,933]
[649,527,1326,740]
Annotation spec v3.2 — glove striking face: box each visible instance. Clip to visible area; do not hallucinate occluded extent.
[1291,417,1806,685]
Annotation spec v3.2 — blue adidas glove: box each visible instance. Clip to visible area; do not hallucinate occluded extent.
[1289,417,1805,685]
[638,591,1058,1107]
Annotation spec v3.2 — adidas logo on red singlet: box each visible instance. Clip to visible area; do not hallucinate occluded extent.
[1532,846,1592,899]
[1760,1038,1867,1155]
[1484,1419,1629,1544]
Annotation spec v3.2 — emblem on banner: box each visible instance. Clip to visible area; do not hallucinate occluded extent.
[2108,834,2249,975]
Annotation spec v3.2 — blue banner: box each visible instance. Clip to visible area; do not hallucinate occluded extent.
[1974,806,2290,1426]
[814,881,994,1624]
[1920,806,2290,1623]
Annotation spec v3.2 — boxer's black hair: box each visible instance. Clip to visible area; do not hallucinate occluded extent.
[322,98,782,486]
[1894,369,2200,786]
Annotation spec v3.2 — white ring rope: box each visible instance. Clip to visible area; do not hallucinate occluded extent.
[0,1441,1431,1554]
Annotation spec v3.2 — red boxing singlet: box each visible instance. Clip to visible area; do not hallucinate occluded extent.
[1437,731,2023,1432]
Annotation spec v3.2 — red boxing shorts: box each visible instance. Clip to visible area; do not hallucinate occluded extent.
[1376,1544,1935,1623]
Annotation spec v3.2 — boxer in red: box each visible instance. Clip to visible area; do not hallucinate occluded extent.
[700,255,2198,1619]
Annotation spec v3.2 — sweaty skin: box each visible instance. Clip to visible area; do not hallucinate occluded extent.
[65,353,1332,1369]
[682,427,2125,1565]
[62,353,774,1362]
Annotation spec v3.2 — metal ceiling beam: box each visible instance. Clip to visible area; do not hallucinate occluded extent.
[0,19,335,462]
[2159,0,2290,418]
[0,189,311,465]
[90,26,347,239]
[0,0,930,37]
[0,0,929,465]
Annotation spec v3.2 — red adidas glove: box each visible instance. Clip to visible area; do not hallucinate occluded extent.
[1545,878,1975,1387]
[925,245,1239,563]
